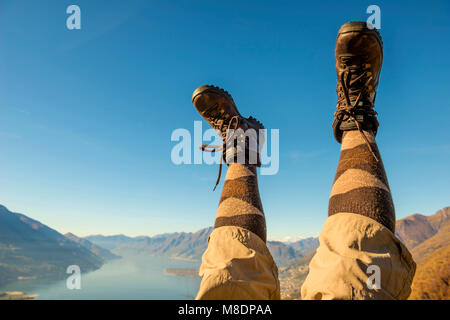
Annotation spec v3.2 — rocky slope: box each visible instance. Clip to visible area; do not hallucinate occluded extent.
[403,207,449,300]
[395,208,449,250]
[409,245,449,300]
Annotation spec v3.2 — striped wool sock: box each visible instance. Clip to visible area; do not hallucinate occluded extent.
[328,130,395,232]
[214,163,267,242]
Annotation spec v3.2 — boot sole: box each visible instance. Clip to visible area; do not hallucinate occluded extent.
[192,85,242,120]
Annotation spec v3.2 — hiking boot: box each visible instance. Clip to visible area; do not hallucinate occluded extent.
[332,21,383,144]
[192,85,265,190]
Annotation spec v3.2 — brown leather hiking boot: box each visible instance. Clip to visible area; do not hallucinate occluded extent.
[332,21,383,145]
[192,85,265,190]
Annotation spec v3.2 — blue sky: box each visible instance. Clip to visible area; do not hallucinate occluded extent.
[0,0,449,239]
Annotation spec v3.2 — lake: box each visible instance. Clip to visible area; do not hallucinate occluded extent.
[0,256,202,300]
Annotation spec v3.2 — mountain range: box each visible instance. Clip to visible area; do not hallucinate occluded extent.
[0,203,319,289]
[278,207,450,299]
[395,207,449,300]
[64,233,120,262]
[0,203,448,299]
[86,228,319,267]
[0,205,107,287]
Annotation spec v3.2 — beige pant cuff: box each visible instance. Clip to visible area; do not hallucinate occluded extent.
[196,226,280,300]
[301,212,416,300]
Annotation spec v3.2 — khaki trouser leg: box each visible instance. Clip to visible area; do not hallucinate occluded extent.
[301,213,416,300]
[196,226,280,300]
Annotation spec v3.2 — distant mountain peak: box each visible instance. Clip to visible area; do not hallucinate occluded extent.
[396,206,450,250]
[65,232,120,261]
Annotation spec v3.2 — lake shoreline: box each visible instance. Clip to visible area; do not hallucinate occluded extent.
[0,291,39,300]
[0,256,201,300]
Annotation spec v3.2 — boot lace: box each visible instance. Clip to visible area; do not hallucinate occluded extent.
[334,60,379,162]
[200,116,241,191]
